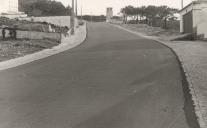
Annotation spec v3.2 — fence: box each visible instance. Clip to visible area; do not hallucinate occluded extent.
[0,29,61,42]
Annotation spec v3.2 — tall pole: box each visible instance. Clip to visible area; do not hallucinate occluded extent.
[181,0,184,9]
[137,0,139,23]
[76,0,78,16]
[91,11,92,23]
[123,9,126,24]
[81,5,83,21]
[71,0,75,35]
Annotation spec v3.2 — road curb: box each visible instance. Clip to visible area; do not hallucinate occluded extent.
[0,23,87,71]
[111,23,204,128]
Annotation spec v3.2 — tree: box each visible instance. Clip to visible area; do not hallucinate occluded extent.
[19,0,72,16]
[145,6,158,25]
[156,6,179,28]
[120,5,179,28]
[121,5,136,23]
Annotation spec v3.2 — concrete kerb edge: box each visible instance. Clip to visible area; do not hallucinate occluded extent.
[110,23,205,128]
[0,22,87,71]
[81,22,88,45]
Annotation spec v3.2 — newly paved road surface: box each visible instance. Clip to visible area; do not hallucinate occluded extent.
[0,23,189,128]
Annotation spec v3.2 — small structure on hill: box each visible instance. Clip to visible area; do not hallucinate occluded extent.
[180,0,207,39]
[106,7,113,22]
[0,0,27,18]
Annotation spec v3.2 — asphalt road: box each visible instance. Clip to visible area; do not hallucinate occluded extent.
[0,22,190,128]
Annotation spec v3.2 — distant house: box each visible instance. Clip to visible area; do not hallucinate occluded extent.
[180,0,207,39]
[106,8,113,22]
[0,0,26,18]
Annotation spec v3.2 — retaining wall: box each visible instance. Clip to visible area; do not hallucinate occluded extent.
[20,16,71,27]
[0,29,61,41]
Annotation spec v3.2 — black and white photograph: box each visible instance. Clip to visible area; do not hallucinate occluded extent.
[0,0,206,128]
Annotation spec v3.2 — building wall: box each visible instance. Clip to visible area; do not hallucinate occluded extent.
[180,4,193,33]
[180,1,207,39]
[10,0,19,13]
[106,8,113,22]
[0,0,18,14]
[192,2,207,29]
[20,16,72,27]
[0,0,9,13]
[196,7,207,38]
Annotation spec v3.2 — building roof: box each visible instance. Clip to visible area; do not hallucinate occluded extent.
[179,0,207,13]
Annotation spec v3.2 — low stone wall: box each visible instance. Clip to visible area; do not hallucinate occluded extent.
[0,13,28,19]
[17,30,61,41]
[0,29,61,41]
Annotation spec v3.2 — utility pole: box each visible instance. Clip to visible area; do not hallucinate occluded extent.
[75,0,78,16]
[70,0,75,35]
[181,0,184,9]
[91,11,93,23]
[137,0,139,23]
[123,10,126,24]
[81,5,83,22]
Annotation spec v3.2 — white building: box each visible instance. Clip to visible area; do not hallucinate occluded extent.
[180,0,207,39]
[0,0,19,14]
[0,0,26,18]
[106,8,113,22]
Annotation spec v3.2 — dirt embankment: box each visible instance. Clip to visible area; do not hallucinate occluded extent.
[113,22,180,41]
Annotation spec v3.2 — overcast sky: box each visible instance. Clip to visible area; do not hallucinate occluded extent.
[56,0,193,15]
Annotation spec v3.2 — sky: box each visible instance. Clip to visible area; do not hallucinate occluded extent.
[56,0,193,15]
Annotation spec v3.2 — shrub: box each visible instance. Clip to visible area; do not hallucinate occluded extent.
[78,21,85,26]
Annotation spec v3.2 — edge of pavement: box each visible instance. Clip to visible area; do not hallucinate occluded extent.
[0,22,87,71]
[110,23,204,128]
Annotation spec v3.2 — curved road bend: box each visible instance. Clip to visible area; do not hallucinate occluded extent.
[0,22,190,128]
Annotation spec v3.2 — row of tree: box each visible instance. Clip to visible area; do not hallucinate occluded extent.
[120,5,179,28]
[78,15,106,22]
[19,0,72,16]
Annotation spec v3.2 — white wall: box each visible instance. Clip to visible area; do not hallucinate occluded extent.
[0,0,9,13]
[196,7,207,38]
[20,16,71,27]
[192,2,207,29]
[180,1,207,39]
[193,2,207,38]
[0,0,18,14]
[106,8,113,19]
[10,0,19,13]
